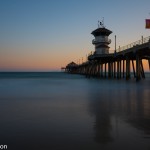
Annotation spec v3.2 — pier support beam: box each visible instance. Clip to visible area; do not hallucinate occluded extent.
[108,62,111,78]
[117,60,120,79]
[132,60,136,78]
[140,60,145,79]
[119,60,121,79]
[117,60,119,79]
[97,63,100,77]
[126,57,130,80]
[111,62,113,78]
[101,64,103,77]
[105,63,107,78]
[136,54,141,81]
[114,61,116,78]
[123,59,125,78]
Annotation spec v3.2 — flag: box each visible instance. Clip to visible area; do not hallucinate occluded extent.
[145,19,150,29]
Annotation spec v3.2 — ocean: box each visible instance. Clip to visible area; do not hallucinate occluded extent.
[0,72,150,150]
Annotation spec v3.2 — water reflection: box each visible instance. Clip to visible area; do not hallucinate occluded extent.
[0,74,150,150]
[93,100,113,144]
[87,80,150,147]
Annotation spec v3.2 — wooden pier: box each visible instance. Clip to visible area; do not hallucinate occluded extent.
[65,36,150,81]
[65,24,150,81]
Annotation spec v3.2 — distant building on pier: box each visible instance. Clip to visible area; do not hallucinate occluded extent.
[65,61,78,73]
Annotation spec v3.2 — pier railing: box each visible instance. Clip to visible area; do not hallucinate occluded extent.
[88,36,150,58]
[116,36,150,52]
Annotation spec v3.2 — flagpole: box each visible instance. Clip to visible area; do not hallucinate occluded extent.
[115,35,116,53]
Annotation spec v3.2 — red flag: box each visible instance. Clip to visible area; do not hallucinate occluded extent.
[145,19,150,29]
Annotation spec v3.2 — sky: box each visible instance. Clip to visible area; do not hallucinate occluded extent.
[0,0,150,71]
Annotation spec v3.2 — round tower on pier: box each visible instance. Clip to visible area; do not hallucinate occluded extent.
[91,21,112,54]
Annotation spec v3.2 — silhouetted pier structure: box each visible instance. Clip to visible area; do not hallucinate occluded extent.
[65,23,150,81]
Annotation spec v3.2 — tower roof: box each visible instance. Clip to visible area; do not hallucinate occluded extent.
[91,27,112,36]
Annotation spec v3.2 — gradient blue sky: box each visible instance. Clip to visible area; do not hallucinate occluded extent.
[0,0,150,71]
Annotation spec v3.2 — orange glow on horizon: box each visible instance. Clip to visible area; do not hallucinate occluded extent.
[143,60,149,71]
[0,46,150,72]
[0,57,149,72]
[0,47,86,71]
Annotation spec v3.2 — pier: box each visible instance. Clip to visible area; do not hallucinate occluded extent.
[65,23,150,81]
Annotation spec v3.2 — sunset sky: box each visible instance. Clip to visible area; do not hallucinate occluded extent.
[0,0,150,71]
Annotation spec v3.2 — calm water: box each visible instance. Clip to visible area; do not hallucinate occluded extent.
[0,72,150,150]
